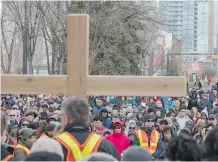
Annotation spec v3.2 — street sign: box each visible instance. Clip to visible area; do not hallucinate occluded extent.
[211,54,218,59]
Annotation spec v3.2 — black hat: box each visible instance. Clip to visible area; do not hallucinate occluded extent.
[142,114,155,122]
[45,124,55,132]
[26,152,62,161]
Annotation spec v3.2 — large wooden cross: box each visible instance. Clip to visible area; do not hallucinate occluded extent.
[1,14,186,97]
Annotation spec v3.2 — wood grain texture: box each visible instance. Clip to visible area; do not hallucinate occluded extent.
[1,75,66,95]
[67,14,89,97]
[1,75,186,96]
[87,75,186,97]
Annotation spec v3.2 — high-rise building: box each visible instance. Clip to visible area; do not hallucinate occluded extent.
[197,0,209,53]
[159,0,198,54]
[214,1,218,53]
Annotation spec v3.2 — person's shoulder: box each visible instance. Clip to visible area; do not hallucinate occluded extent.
[15,148,26,154]
[98,138,116,150]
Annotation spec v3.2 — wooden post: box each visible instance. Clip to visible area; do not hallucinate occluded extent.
[1,14,186,98]
[67,14,89,98]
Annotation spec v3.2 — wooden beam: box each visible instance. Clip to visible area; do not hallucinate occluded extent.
[67,14,89,97]
[1,75,66,95]
[1,75,186,97]
[87,76,186,97]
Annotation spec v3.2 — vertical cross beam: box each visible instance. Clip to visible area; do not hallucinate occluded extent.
[67,14,89,97]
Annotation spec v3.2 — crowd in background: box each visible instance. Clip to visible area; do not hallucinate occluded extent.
[1,82,218,161]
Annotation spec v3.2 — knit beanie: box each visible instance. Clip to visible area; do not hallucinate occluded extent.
[121,146,152,161]
[26,152,62,161]
[126,106,133,114]
[82,152,117,161]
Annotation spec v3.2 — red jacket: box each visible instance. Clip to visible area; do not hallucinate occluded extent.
[106,120,130,157]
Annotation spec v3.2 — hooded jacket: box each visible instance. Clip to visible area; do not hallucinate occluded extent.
[124,120,136,136]
[106,120,130,157]
[98,107,112,129]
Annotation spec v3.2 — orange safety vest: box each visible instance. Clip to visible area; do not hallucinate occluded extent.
[54,131,104,161]
[2,155,13,162]
[136,129,160,154]
[13,144,30,156]
[41,133,49,138]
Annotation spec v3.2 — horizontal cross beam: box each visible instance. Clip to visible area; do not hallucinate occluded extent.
[1,75,186,97]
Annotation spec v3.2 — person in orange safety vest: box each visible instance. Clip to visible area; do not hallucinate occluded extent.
[13,128,37,161]
[133,114,163,160]
[54,97,120,161]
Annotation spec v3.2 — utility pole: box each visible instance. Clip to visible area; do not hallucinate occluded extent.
[23,1,28,74]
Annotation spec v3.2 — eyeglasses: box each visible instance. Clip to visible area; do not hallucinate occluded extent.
[146,120,154,122]
[9,115,16,117]
[129,127,135,130]
[209,118,215,121]
[22,124,29,126]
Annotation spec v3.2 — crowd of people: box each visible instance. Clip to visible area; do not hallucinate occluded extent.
[1,81,218,161]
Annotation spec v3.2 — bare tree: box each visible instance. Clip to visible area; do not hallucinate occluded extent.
[1,5,18,74]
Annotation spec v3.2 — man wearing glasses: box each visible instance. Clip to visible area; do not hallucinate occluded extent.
[8,109,19,127]
[133,114,162,160]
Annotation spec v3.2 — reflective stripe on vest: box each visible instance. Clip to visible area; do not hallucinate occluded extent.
[13,144,30,155]
[136,129,160,154]
[55,132,103,161]
[2,154,13,162]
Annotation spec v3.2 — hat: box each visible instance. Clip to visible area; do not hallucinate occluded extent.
[25,109,39,117]
[127,113,134,119]
[26,152,62,161]
[208,114,216,120]
[12,105,19,110]
[147,108,154,114]
[126,106,133,114]
[186,110,192,117]
[201,109,208,118]
[103,129,112,136]
[121,146,152,161]
[142,114,155,122]
[109,98,115,104]
[197,119,205,128]
[96,99,103,103]
[136,121,143,127]
[19,128,36,140]
[45,124,55,132]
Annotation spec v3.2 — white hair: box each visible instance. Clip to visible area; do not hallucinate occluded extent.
[30,138,64,160]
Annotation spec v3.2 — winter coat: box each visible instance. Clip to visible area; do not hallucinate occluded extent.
[9,120,18,127]
[14,148,28,161]
[132,128,163,159]
[98,108,112,129]
[209,94,216,107]
[199,99,211,111]
[106,120,130,157]
[1,145,16,161]
[55,123,120,161]
[93,106,103,115]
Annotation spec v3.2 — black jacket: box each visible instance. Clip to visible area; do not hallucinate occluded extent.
[1,145,17,161]
[55,123,120,161]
